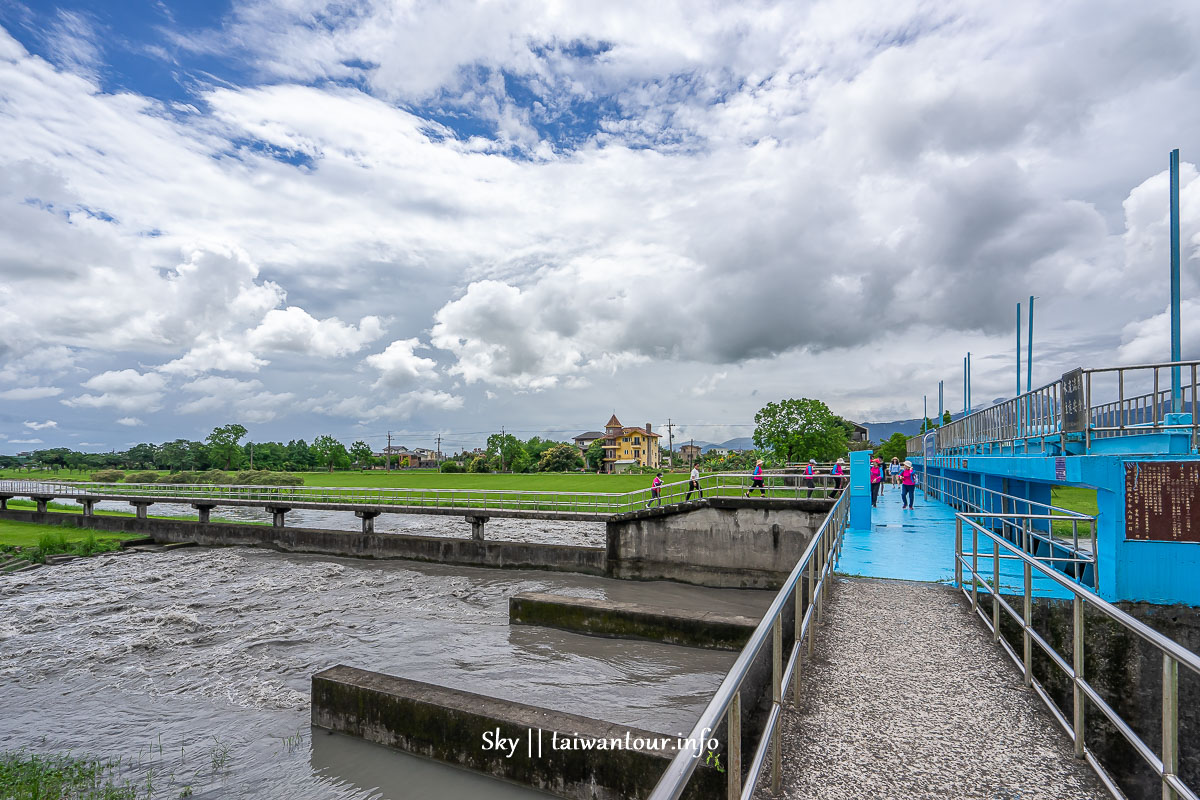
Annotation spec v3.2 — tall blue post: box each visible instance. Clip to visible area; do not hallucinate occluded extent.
[1027,296,1034,392]
[967,351,972,412]
[963,357,968,414]
[923,395,927,429]
[938,381,943,420]
[1016,302,1022,396]
[1170,149,1182,412]
[848,449,872,531]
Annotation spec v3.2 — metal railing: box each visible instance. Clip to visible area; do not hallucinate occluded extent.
[648,491,849,799]
[908,359,1200,455]
[955,514,1200,800]
[923,474,1096,586]
[0,473,847,518]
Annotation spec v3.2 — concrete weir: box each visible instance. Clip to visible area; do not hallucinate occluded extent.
[606,498,831,588]
[311,665,723,800]
[509,591,758,650]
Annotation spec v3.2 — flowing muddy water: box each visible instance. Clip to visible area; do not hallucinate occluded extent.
[1,538,773,799]
[92,500,607,546]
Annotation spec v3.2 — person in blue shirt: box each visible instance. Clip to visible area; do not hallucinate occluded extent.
[745,459,767,497]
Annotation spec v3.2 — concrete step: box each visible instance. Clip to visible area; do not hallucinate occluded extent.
[45,554,79,564]
[0,557,25,569]
[119,537,156,548]
[160,542,197,551]
[1,559,31,572]
[12,563,41,573]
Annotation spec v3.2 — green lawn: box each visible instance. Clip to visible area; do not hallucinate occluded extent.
[0,519,142,549]
[1050,486,1099,541]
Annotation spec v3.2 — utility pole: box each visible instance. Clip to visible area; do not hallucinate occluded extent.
[386,431,392,472]
[435,434,442,465]
[249,443,254,470]
[666,418,675,468]
[938,380,944,421]
[500,426,505,472]
[690,438,695,468]
[1027,297,1034,394]
[923,395,927,431]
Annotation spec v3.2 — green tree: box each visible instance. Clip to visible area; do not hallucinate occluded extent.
[350,440,373,468]
[311,435,348,472]
[876,432,909,464]
[942,410,953,426]
[206,424,248,470]
[468,455,490,473]
[537,444,584,472]
[920,417,937,433]
[486,433,524,472]
[752,398,849,463]
[585,439,606,470]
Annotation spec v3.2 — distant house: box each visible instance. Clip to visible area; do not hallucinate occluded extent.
[576,415,661,473]
[573,431,606,463]
[845,421,869,442]
[678,443,702,463]
[710,447,731,456]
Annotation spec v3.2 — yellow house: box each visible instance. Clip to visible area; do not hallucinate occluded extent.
[601,414,661,473]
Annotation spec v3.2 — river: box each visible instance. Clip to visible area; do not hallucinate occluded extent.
[1,535,772,798]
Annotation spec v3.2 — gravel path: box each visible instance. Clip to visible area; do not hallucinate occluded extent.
[763,577,1109,800]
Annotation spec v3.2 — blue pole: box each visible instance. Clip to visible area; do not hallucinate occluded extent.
[967,351,972,412]
[1171,149,1182,413]
[939,380,943,421]
[1016,302,1022,396]
[924,395,927,430]
[963,357,967,415]
[1027,296,1034,392]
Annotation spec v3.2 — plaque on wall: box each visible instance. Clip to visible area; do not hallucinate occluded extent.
[1125,462,1200,542]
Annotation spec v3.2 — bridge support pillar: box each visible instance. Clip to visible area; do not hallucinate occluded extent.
[466,515,489,541]
[266,506,291,528]
[32,496,52,514]
[356,510,381,534]
[76,498,95,516]
[191,503,216,523]
[129,501,153,519]
[0,496,11,511]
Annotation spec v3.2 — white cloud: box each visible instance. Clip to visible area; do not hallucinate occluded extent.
[177,376,294,423]
[115,417,143,427]
[0,387,62,400]
[307,390,463,422]
[23,420,57,430]
[78,441,105,445]
[63,369,167,413]
[246,306,385,358]
[10,438,43,444]
[364,338,438,389]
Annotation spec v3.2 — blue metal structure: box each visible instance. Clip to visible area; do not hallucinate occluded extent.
[1170,149,1182,413]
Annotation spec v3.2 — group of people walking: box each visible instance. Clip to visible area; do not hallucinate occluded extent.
[870,456,917,508]
[644,455,917,509]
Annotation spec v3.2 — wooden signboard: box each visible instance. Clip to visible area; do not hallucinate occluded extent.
[1125,462,1200,542]
[1061,368,1087,433]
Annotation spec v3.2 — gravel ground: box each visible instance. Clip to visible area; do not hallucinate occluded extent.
[761,577,1110,800]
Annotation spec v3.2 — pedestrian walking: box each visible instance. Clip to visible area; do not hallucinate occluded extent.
[900,460,916,509]
[870,458,883,507]
[830,458,846,495]
[889,457,902,487]
[647,472,663,508]
[803,459,817,498]
[685,464,703,501]
[745,459,767,497]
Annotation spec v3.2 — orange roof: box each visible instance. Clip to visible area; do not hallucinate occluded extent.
[622,426,661,438]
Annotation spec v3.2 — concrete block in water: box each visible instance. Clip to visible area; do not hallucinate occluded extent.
[311,665,723,800]
[509,591,758,650]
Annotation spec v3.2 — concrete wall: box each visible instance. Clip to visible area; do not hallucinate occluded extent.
[509,591,758,650]
[0,510,607,575]
[606,498,829,588]
[995,595,1199,800]
[311,665,724,800]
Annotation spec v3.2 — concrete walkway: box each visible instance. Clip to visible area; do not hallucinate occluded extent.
[764,578,1108,800]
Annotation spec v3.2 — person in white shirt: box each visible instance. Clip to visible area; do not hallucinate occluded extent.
[685,465,703,501]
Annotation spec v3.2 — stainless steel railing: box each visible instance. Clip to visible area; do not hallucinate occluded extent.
[955,514,1200,800]
[907,359,1200,455]
[923,474,1096,587]
[0,472,847,517]
[648,491,849,799]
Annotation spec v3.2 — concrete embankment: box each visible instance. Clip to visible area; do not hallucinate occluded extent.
[607,498,830,588]
[311,665,724,800]
[510,591,759,650]
[0,510,606,575]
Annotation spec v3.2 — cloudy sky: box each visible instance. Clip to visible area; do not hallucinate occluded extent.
[1,0,1199,454]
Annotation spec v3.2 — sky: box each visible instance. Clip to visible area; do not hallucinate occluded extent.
[1,0,1200,455]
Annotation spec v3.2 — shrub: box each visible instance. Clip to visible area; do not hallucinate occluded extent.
[124,471,159,483]
[199,469,236,485]
[36,531,68,553]
[91,470,125,483]
[439,461,462,473]
[249,472,303,486]
[160,471,200,484]
[468,456,491,473]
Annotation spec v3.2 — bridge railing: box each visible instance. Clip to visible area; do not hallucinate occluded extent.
[922,473,1096,587]
[0,473,847,517]
[908,359,1200,455]
[955,514,1200,800]
[648,490,850,800]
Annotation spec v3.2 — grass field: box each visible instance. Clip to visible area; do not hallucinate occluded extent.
[0,520,141,549]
